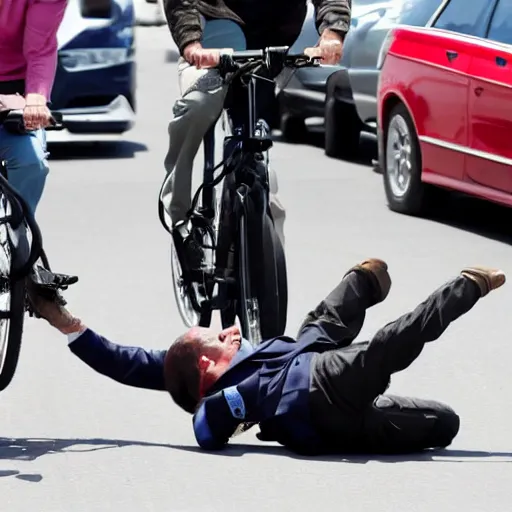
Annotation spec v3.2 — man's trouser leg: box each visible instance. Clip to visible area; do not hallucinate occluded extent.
[309,275,479,452]
[360,394,460,454]
[267,163,286,247]
[0,127,49,215]
[358,275,481,403]
[298,265,383,345]
[160,60,227,227]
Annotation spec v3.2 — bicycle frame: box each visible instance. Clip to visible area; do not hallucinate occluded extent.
[193,72,275,342]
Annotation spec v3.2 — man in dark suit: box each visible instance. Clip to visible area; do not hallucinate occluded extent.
[29,258,505,455]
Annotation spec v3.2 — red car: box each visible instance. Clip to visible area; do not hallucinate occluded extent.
[377,0,512,215]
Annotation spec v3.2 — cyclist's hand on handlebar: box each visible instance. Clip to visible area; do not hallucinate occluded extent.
[304,29,343,65]
[183,42,221,69]
[23,93,52,130]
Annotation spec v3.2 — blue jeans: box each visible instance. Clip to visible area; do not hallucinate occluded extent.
[0,127,49,215]
[200,18,247,50]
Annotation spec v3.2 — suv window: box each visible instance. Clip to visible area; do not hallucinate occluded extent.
[399,0,443,27]
[433,0,495,37]
[487,0,512,45]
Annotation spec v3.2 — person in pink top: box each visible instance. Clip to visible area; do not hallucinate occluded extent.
[0,0,67,214]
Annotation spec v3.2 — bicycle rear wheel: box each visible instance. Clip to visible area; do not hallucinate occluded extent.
[171,239,201,328]
[170,221,215,329]
[0,201,26,391]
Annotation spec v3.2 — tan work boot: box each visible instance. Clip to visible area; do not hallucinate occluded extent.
[345,258,391,304]
[461,266,506,297]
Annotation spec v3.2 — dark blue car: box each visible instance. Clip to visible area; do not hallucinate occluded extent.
[50,0,136,135]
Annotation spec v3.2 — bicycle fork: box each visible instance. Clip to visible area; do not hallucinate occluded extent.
[236,185,262,346]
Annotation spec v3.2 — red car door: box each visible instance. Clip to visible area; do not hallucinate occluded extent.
[418,0,499,182]
[465,0,512,193]
[395,28,471,181]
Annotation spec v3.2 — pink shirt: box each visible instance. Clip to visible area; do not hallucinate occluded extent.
[0,0,67,99]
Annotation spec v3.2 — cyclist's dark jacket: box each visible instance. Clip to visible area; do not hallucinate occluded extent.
[69,324,338,454]
[163,0,352,55]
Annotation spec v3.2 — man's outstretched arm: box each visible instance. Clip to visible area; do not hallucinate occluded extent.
[67,328,167,391]
[25,269,167,392]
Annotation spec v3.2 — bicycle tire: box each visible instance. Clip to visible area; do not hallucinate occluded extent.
[0,277,25,391]
[236,195,288,341]
[0,208,26,392]
[170,239,201,328]
[215,171,237,330]
[260,212,287,338]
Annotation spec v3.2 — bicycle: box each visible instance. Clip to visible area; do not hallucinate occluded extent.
[159,47,320,346]
[0,106,66,391]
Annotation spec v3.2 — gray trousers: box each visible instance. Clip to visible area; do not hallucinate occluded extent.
[160,58,286,246]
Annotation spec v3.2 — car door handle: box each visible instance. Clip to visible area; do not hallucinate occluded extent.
[446,50,458,62]
[474,86,483,97]
[496,56,507,67]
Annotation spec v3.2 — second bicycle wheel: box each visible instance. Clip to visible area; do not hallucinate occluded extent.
[0,197,26,392]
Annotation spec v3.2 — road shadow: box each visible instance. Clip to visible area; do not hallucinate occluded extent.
[47,140,148,161]
[1,437,510,484]
[0,437,172,462]
[167,443,512,464]
[0,437,173,482]
[422,191,512,246]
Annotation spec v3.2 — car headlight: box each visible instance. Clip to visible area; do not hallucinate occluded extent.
[59,48,133,72]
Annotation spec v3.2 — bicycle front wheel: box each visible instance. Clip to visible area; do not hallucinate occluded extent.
[0,215,26,391]
[236,196,288,343]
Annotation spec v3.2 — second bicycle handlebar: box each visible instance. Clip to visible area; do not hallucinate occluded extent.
[0,109,64,135]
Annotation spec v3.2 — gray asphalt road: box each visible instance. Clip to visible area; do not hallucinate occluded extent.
[3,27,512,511]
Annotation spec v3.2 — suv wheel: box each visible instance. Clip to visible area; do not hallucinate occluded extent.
[324,95,362,159]
[280,113,307,142]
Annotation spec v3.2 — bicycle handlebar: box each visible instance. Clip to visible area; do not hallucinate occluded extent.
[0,109,64,135]
[216,46,320,78]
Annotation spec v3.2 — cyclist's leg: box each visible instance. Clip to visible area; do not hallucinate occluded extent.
[160,19,247,229]
[0,127,49,215]
[268,166,285,247]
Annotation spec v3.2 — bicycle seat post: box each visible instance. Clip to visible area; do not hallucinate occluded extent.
[201,124,216,219]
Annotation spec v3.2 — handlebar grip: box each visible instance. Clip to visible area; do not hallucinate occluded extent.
[226,49,264,61]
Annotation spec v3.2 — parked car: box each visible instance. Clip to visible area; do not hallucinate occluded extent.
[323,0,444,158]
[49,0,136,136]
[277,0,392,142]
[378,0,512,215]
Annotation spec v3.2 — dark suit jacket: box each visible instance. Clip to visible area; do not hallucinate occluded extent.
[69,325,339,453]
[193,324,342,452]
[69,329,167,391]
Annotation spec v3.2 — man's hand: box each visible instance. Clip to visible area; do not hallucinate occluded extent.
[183,42,221,69]
[304,29,344,65]
[23,93,53,131]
